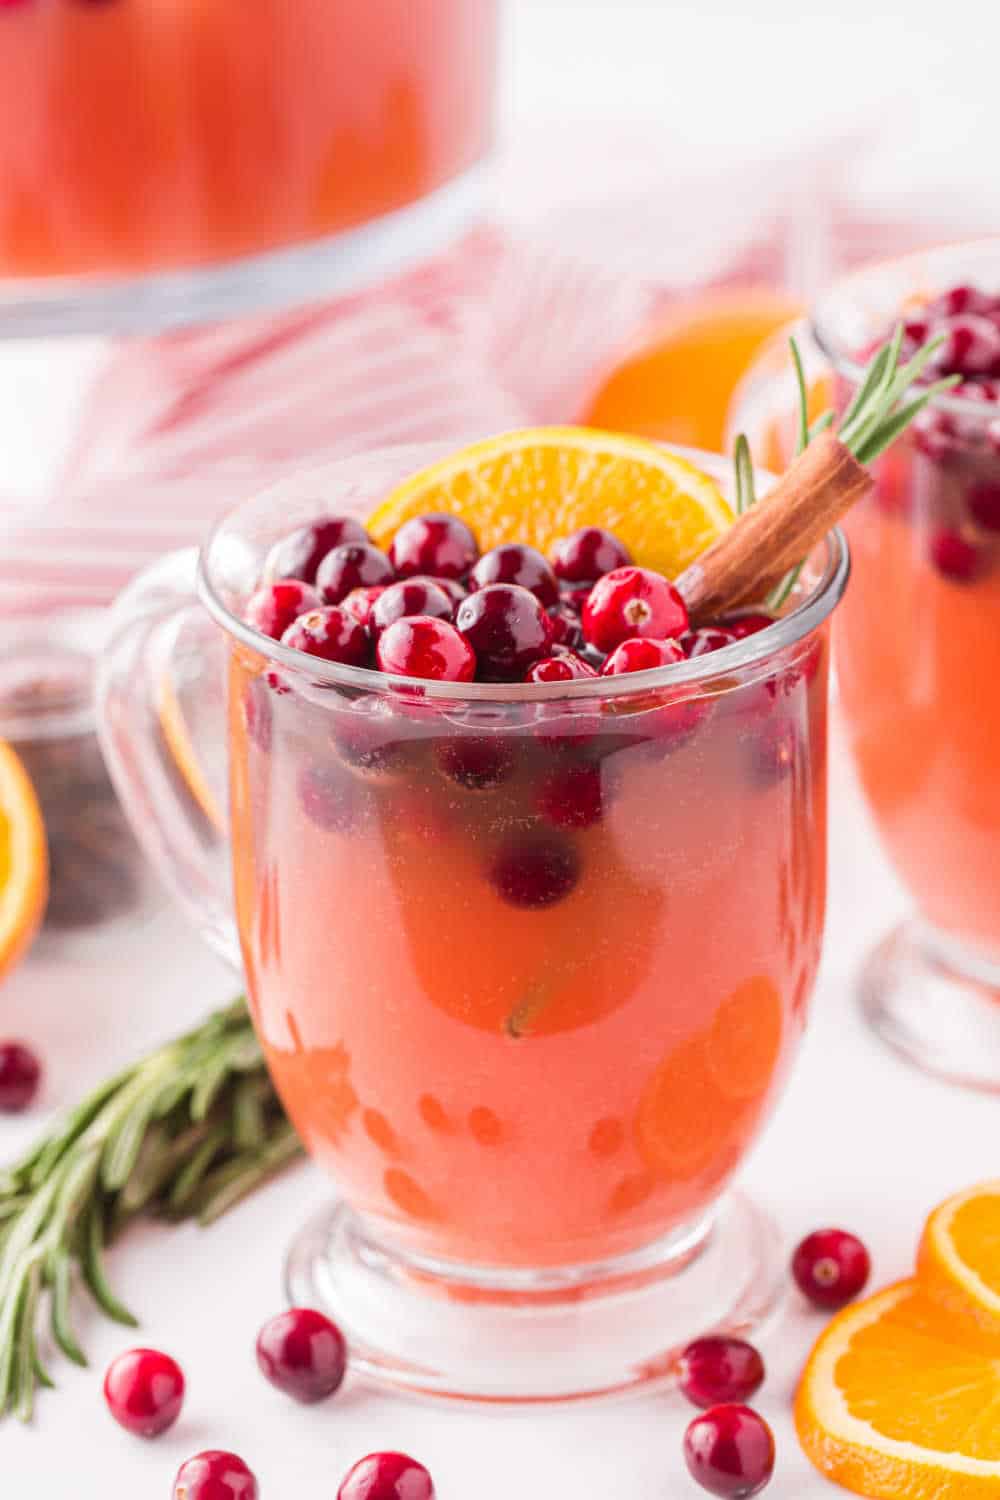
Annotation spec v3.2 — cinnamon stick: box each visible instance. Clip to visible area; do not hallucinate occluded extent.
[676,431,871,621]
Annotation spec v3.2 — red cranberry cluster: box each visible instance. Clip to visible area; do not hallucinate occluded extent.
[247,512,761,684]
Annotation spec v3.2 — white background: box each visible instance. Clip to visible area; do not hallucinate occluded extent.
[6,1,1000,1494]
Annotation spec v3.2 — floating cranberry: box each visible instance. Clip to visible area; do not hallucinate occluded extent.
[298,764,358,833]
[552,526,632,582]
[684,627,739,658]
[470,543,559,606]
[934,315,1000,376]
[103,1348,184,1439]
[371,579,455,636]
[437,736,515,789]
[265,516,369,583]
[926,283,998,320]
[456,584,554,678]
[525,653,598,683]
[317,543,394,605]
[172,1450,258,1500]
[390,513,478,581]
[683,1404,775,1498]
[342,585,389,630]
[601,637,686,676]
[337,1452,435,1500]
[930,527,981,582]
[256,1307,347,1405]
[245,580,320,641]
[489,836,580,908]
[537,762,604,829]
[583,567,688,653]
[0,1042,41,1112]
[968,481,1000,532]
[377,617,476,682]
[677,1336,766,1410]
[719,611,774,641]
[791,1228,870,1310]
[281,606,369,667]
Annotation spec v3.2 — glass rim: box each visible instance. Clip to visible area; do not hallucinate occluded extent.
[811,236,1000,421]
[196,447,850,704]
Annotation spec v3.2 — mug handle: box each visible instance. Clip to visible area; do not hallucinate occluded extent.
[95,547,240,970]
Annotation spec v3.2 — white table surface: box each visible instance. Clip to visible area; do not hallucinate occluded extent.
[4,718,997,1499]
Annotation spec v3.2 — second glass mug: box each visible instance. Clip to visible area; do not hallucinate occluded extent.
[96,443,848,1401]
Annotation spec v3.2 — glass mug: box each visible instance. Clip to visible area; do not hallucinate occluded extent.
[96,444,848,1401]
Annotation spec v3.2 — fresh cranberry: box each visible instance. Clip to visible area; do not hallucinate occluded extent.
[526,653,598,683]
[377,617,476,682]
[912,408,958,462]
[371,579,455,636]
[583,567,688,652]
[412,574,467,609]
[256,1307,347,1405]
[389,513,478,581]
[900,317,929,349]
[469,543,559,606]
[930,527,981,582]
[172,1451,258,1500]
[317,543,394,605]
[281,606,369,666]
[968,481,1000,532]
[342,585,389,630]
[677,1337,766,1410]
[337,1452,435,1500]
[601,637,686,676]
[549,604,583,649]
[537,763,604,829]
[456,584,554,678]
[552,526,631,582]
[791,1228,871,1309]
[0,1042,41,1112]
[926,283,997,320]
[245,580,320,641]
[684,627,739,658]
[489,836,580,907]
[934,314,1000,376]
[298,764,358,833]
[719,611,774,640]
[103,1348,184,1438]
[265,517,368,583]
[683,1404,775,1498]
[437,737,515,789]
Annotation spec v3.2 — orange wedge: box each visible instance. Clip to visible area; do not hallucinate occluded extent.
[366,427,733,580]
[0,739,47,980]
[917,1181,1000,1335]
[796,1278,1000,1499]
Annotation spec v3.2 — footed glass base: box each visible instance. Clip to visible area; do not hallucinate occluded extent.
[284,1191,783,1404]
[860,920,1000,1093]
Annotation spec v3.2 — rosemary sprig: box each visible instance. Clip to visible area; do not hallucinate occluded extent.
[0,999,301,1421]
[728,328,961,610]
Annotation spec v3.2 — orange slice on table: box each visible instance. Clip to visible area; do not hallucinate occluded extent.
[917,1181,1000,1335]
[796,1278,1000,1499]
[366,427,733,580]
[0,739,47,980]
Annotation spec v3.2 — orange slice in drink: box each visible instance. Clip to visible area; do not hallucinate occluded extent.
[917,1181,1000,1335]
[366,427,733,580]
[157,666,225,832]
[796,1278,1000,1499]
[0,739,48,980]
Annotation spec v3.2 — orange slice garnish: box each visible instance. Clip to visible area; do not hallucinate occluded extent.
[157,666,225,832]
[366,427,733,580]
[917,1181,1000,1335]
[796,1278,1000,1499]
[0,739,47,980]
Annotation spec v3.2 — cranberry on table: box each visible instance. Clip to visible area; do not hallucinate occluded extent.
[456,583,554,678]
[389,512,478,580]
[683,1404,775,1498]
[342,585,390,629]
[265,516,369,583]
[103,1347,184,1438]
[376,617,476,682]
[281,606,369,667]
[552,525,632,582]
[0,1041,41,1112]
[490,835,580,908]
[256,1306,347,1404]
[677,1336,766,1409]
[930,527,981,583]
[317,543,394,605]
[583,566,688,653]
[337,1452,435,1500]
[470,543,559,606]
[525,653,598,683]
[245,580,320,641]
[791,1228,871,1310]
[370,579,455,636]
[173,1450,258,1500]
[601,637,686,676]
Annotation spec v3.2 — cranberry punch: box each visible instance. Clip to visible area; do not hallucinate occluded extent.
[97,432,848,1400]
